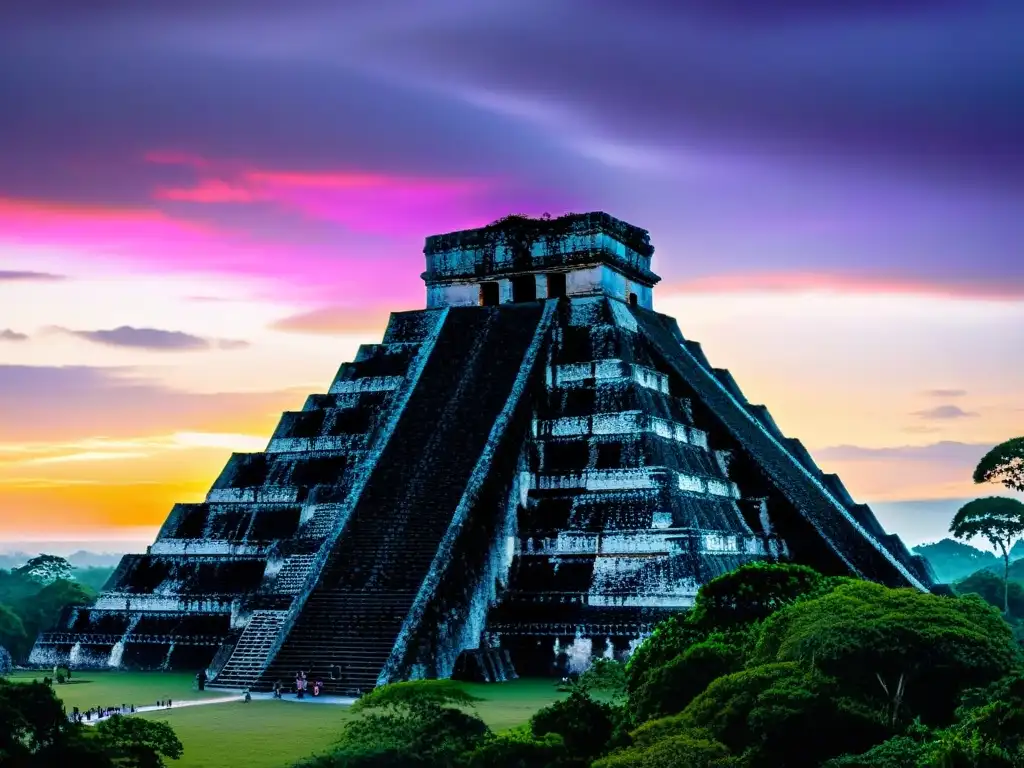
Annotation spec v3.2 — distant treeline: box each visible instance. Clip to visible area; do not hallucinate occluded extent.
[0,555,114,663]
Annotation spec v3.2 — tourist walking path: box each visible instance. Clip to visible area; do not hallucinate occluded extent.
[78,691,355,725]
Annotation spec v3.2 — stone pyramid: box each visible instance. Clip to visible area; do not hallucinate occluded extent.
[31,212,935,693]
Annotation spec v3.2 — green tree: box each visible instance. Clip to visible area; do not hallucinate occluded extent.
[75,566,117,593]
[952,672,1024,760]
[974,437,1024,493]
[302,680,489,767]
[828,675,1024,767]
[93,716,184,768]
[950,497,1024,615]
[0,568,44,607]
[530,690,617,761]
[625,614,707,695]
[631,636,744,722]
[626,563,824,696]
[15,577,95,643]
[593,726,736,768]
[954,568,1024,619]
[577,658,628,700]
[466,728,572,768]
[822,723,932,768]
[0,604,28,660]
[753,580,1020,725]
[688,561,828,631]
[15,554,74,585]
[675,662,887,768]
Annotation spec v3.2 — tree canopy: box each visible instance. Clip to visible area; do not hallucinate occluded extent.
[951,496,1024,614]
[300,679,490,767]
[14,555,73,585]
[753,579,1020,725]
[974,437,1024,493]
[955,569,1024,619]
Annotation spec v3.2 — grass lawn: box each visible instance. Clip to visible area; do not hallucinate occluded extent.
[10,671,571,768]
[142,701,353,768]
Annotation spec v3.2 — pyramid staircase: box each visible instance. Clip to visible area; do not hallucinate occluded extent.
[211,611,288,688]
[255,304,549,693]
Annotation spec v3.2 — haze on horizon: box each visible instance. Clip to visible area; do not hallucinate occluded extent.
[0,1,1021,550]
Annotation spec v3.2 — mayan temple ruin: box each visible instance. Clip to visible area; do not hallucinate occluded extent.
[31,212,937,693]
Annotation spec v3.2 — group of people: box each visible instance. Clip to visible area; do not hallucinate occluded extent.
[68,704,137,723]
[66,698,173,724]
[270,671,324,699]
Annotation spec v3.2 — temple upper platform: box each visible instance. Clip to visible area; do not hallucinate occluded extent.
[422,212,661,310]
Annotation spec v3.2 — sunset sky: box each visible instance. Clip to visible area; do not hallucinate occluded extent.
[0,1,1022,550]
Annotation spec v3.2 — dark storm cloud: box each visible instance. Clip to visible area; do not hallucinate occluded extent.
[53,326,249,352]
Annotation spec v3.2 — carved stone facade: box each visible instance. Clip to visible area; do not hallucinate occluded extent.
[31,213,936,692]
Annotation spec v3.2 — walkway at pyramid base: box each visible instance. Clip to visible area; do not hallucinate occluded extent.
[30,297,935,693]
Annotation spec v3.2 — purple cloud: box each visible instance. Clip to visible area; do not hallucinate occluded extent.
[0,329,29,342]
[817,441,991,463]
[0,0,1020,299]
[925,389,968,398]
[912,405,979,420]
[55,326,249,352]
[0,365,300,442]
[215,338,250,350]
[0,270,65,282]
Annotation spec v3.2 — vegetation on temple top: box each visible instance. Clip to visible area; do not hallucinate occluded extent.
[426,210,655,258]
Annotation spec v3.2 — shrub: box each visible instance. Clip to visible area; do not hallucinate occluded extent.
[530,690,617,760]
[630,637,744,722]
[466,728,572,768]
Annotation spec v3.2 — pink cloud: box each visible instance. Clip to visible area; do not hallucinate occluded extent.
[155,178,263,203]
[0,197,328,287]
[667,271,1024,301]
[148,151,496,236]
[0,196,430,307]
[0,152,568,305]
[0,197,214,255]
